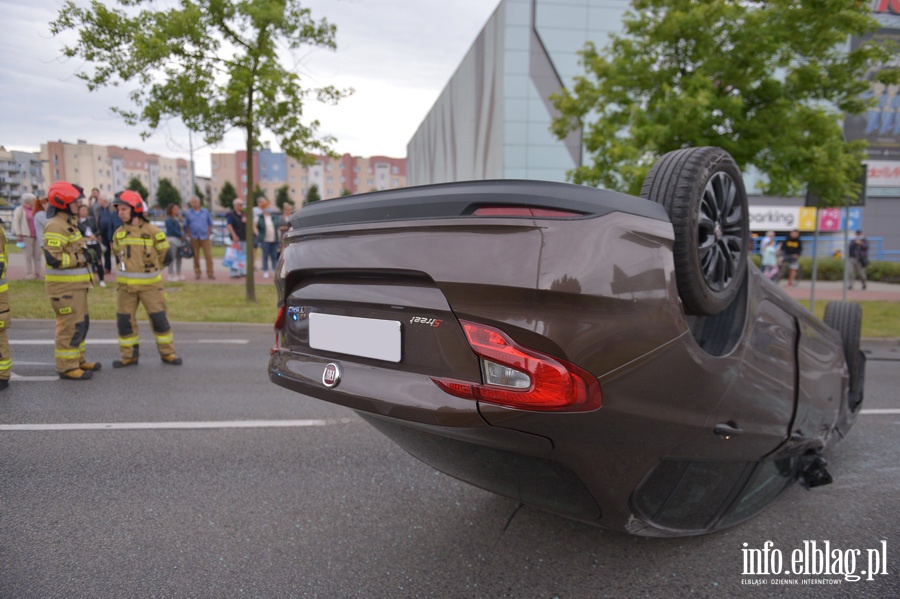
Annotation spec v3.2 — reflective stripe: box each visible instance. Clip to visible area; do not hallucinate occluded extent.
[47,268,90,276]
[44,232,83,245]
[118,271,162,285]
[0,281,7,294]
[155,333,174,345]
[117,238,155,246]
[46,267,91,284]
[118,336,140,347]
[0,359,11,370]
[55,349,81,359]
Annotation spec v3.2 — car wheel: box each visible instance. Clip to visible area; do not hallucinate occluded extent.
[824,301,864,411]
[641,147,750,316]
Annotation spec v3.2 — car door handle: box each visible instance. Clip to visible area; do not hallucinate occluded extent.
[714,422,744,438]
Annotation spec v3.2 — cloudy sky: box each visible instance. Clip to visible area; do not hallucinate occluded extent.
[0,0,501,176]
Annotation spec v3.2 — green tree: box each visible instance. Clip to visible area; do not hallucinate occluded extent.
[219,181,238,210]
[52,0,350,301]
[127,177,149,202]
[275,184,293,210]
[193,183,205,204]
[341,188,352,196]
[552,0,899,205]
[305,184,321,204]
[252,184,267,207]
[156,177,182,210]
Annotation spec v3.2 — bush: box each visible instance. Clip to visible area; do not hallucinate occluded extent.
[866,260,900,284]
[751,255,900,283]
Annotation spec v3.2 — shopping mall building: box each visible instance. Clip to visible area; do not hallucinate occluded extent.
[407,0,900,260]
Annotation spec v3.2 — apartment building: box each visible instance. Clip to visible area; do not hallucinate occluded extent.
[0,147,44,204]
[210,149,406,210]
[40,140,192,204]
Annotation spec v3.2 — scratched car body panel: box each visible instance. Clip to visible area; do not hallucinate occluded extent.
[268,149,864,536]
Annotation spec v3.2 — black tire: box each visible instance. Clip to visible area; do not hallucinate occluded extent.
[641,147,750,316]
[823,301,864,411]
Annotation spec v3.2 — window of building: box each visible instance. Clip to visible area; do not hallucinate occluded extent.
[392,166,399,174]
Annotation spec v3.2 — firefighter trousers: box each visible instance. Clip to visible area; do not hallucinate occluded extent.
[117,287,175,360]
[0,292,10,381]
[49,289,90,373]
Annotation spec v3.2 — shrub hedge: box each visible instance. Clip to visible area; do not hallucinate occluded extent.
[750,255,900,283]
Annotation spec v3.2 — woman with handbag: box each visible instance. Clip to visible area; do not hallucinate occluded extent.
[165,204,187,281]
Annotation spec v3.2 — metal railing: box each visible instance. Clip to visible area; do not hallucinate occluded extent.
[753,235,896,261]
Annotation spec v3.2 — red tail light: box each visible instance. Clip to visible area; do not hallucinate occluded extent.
[472,206,583,218]
[433,321,601,412]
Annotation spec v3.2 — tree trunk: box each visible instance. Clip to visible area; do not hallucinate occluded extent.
[244,126,257,302]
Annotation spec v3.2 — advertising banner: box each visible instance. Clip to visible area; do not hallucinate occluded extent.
[865,160,900,187]
[844,27,900,159]
[749,206,863,232]
[749,206,817,232]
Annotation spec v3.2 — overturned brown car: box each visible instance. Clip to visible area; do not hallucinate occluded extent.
[268,147,865,536]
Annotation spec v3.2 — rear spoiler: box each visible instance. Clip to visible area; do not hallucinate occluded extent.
[292,180,670,230]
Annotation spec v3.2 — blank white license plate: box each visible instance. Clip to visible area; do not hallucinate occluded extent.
[309,313,402,363]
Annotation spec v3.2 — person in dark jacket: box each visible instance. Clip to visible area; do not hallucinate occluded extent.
[77,204,105,287]
[96,197,114,274]
[848,230,869,290]
[164,204,187,281]
[779,229,803,287]
[104,203,124,272]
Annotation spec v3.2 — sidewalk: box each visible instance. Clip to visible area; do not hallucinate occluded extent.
[5,247,278,286]
[777,279,900,303]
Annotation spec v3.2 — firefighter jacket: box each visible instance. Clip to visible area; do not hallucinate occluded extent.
[112,219,172,289]
[43,211,92,291]
[0,223,7,293]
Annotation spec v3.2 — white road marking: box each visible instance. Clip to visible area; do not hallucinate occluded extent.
[859,409,900,415]
[11,339,249,345]
[10,373,60,382]
[0,418,355,431]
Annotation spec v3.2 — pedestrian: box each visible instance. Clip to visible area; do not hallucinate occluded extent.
[110,190,182,368]
[12,193,43,279]
[87,187,101,210]
[104,200,124,272]
[96,196,114,274]
[760,231,778,280]
[226,198,248,278]
[277,202,294,260]
[33,198,49,238]
[254,199,280,279]
[779,229,803,287]
[165,203,187,281]
[77,203,106,287]
[42,181,101,380]
[848,230,869,290]
[0,212,11,391]
[183,196,215,280]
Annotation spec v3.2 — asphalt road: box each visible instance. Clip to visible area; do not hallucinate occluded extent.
[1,321,898,599]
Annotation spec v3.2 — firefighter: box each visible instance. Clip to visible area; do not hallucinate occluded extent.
[0,212,10,390]
[43,181,101,380]
[111,190,183,367]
